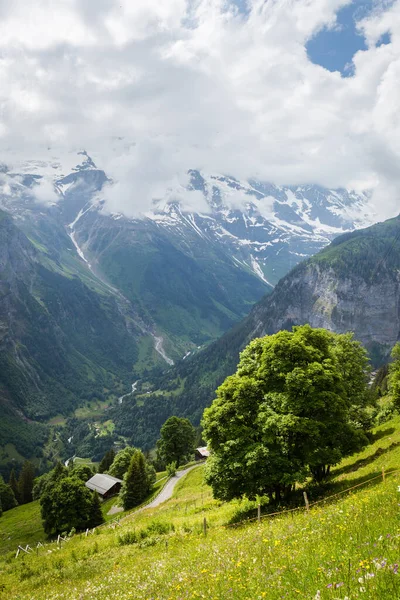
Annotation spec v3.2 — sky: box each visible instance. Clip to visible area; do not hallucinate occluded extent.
[0,0,400,218]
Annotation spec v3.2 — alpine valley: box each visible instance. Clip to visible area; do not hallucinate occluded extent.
[0,149,377,472]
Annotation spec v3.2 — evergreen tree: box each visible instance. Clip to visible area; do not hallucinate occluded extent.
[98,448,116,473]
[0,494,2,518]
[87,490,105,528]
[8,468,20,504]
[120,450,148,510]
[52,462,68,482]
[18,461,35,504]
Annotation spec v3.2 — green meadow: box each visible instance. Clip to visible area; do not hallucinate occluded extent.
[1,417,400,599]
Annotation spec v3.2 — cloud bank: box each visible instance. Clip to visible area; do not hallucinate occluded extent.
[0,0,400,217]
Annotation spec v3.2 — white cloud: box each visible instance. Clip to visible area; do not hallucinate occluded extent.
[32,178,59,206]
[0,0,399,218]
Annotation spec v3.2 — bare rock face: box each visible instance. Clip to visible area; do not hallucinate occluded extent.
[239,215,400,365]
[246,263,400,362]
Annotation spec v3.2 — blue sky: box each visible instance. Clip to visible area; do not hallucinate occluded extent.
[306,0,390,75]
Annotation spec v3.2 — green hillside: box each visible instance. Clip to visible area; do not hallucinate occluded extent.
[0,213,140,473]
[1,415,400,599]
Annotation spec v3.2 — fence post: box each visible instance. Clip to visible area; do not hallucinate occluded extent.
[303,491,310,512]
[203,517,207,536]
[382,467,385,482]
[257,504,261,524]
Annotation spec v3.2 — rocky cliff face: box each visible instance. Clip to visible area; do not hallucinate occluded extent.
[246,263,400,363]
[235,214,400,365]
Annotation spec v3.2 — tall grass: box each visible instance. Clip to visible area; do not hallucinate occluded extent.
[1,417,400,599]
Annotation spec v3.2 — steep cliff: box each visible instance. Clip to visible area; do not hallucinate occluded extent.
[243,214,400,363]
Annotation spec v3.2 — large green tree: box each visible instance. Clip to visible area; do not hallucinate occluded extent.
[40,476,94,535]
[202,325,371,503]
[157,416,196,467]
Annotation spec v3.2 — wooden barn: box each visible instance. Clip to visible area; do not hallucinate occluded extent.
[85,473,123,499]
[195,447,210,461]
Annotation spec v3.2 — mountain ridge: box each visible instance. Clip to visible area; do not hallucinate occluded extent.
[112,214,400,449]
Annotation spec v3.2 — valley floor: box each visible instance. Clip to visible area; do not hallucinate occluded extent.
[2,417,400,599]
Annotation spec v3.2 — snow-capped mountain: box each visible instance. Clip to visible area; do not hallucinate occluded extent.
[0,150,375,359]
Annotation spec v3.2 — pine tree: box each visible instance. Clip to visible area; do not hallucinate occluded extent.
[98,448,116,473]
[8,468,20,504]
[87,491,104,528]
[120,450,148,510]
[18,461,35,504]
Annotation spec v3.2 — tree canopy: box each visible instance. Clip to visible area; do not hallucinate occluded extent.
[39,465,104,534]
[108,446,137,479]
[69,464,95,483]
[156,416,196,467]
[202,325,371,503]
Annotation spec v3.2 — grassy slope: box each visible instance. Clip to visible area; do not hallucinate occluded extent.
[0,471,171,553]
[0,501,44,556]
[1,417,400,598]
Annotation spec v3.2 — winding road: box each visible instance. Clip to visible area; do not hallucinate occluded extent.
[146,464,199,509]
[108,464,200,517]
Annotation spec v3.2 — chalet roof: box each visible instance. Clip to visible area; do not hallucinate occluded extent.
[85,473,123,495]
[196,446,210,458]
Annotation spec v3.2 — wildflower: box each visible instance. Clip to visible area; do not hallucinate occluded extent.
[314,591,321,600]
